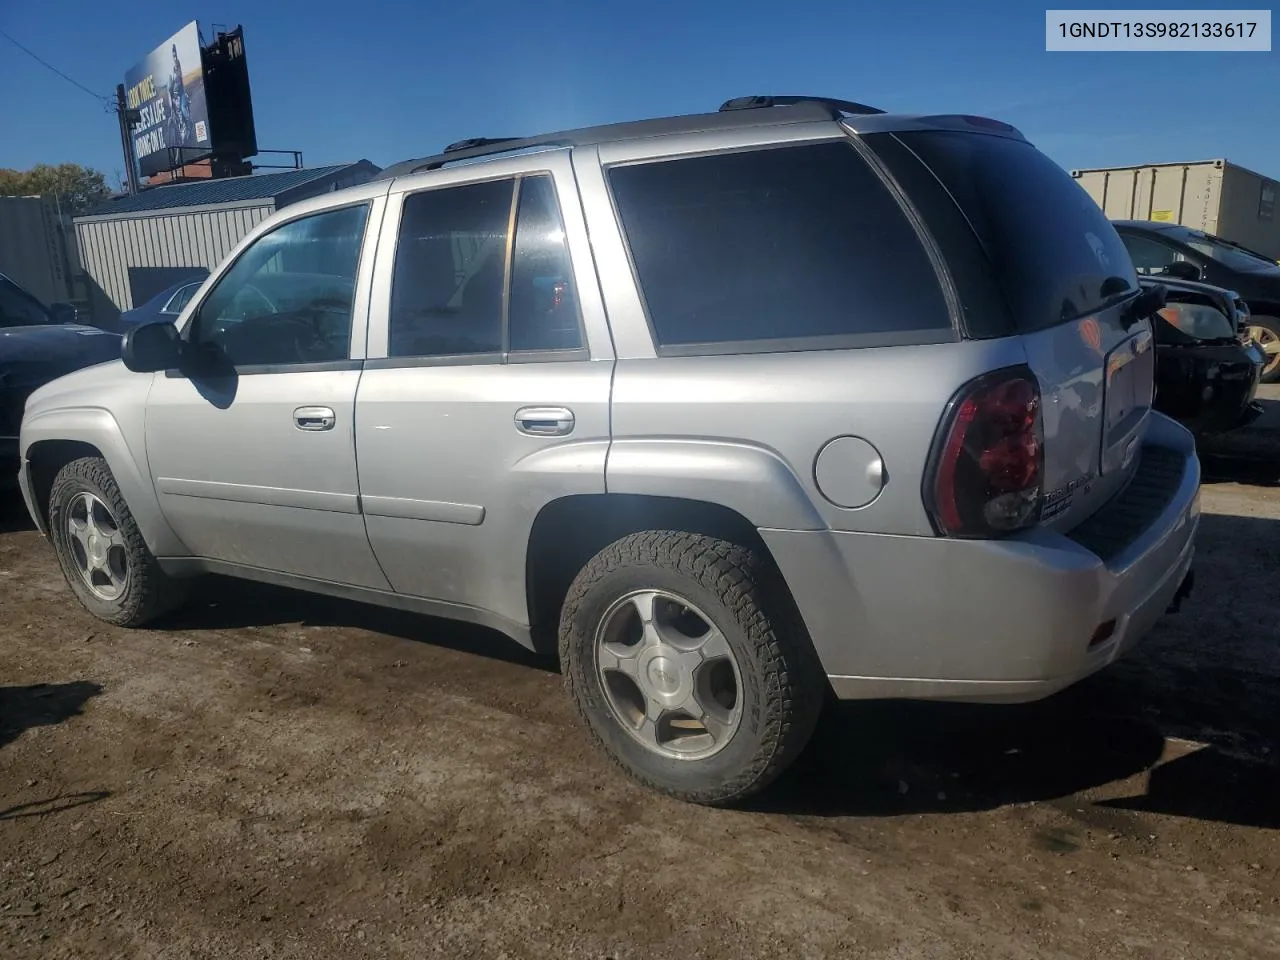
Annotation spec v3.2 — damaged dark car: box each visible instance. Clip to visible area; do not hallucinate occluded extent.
[1,272,123,485]
[1144,269,1265,437]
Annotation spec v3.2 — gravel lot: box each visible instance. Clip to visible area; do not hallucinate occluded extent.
[2,393,1278,959]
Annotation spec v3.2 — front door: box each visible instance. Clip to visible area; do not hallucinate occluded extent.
[145,197,391,589]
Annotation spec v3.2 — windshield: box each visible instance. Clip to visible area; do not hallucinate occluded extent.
[1182,231,1280,274]
[0,275,54,328]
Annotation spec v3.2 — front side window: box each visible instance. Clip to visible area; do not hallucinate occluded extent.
[190,204,370,367]
[607,141,951,350]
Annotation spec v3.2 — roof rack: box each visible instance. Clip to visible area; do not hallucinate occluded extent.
[442,136,522,154]
[718,95,885,117]
[378,96,877,180]
[378,136,576,179]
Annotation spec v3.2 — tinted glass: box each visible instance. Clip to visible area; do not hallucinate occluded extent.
[509,176,582,352]
[194,204,369,366]
[164,283,199,314]
[389,179,514,358]
[1121,234,1180,275]
[0,276,51,328]
[898,131,1138,331]
[608,141,950,348]
[1183,232,1280,275]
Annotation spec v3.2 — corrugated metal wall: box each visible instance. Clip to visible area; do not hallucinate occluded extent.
[0,195,75,305]
[1217,163,1280,260]
[74,202,273,324]
[1073,160,1280,260]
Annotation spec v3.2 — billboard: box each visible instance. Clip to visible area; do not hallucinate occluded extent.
[124,22,211,177]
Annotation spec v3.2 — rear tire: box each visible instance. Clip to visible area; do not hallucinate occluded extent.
[559,530,825,805]
[1247,315,1280,383]
[47,456,189,627]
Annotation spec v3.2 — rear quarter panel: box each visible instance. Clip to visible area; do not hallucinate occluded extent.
[607,339,1028,535]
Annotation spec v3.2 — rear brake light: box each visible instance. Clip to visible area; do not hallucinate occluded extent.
[925,366,1045,538]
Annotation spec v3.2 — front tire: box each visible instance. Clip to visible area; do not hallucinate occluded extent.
[559,530,825,805]
[47,456,188,627]
[1247,315,1280,383]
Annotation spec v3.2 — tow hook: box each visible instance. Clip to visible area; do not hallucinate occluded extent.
[1167,570,1195,614]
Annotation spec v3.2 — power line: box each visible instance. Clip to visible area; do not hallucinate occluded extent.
[0,26,112,110]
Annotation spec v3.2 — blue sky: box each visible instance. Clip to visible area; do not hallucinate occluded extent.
[1,1,1276,184]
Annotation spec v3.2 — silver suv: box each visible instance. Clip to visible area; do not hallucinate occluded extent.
[17,96,1200,805]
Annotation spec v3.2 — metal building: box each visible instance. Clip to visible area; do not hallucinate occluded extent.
[1072,159,1280,260]
[72,161,381,327]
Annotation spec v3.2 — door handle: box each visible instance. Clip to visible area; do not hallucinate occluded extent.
[514,406,575,437]
[294,406,336,431]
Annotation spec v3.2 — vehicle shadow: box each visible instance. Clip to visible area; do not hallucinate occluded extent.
[161,576,556,673]
[0,489,35,534]
[754,509,1280,830]
[1198,403,1280,485]
[0,681,103,750]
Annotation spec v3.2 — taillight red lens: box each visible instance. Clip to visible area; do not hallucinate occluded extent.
[926,367,1045,537]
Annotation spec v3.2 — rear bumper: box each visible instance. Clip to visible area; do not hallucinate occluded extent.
[762,413,1201,704]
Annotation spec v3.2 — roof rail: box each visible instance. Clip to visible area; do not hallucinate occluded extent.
[442,136,522,154]
[378,135,576,179]
[719,95,886,117]
[377,96,867,181]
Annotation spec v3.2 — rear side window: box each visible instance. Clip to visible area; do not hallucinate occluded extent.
[388,175,585,359]
[389,179,514,358]
[897,131,1138,332]
[608,141,952,352]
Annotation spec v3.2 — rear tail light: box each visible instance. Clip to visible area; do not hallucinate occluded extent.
[925,366,1045,538]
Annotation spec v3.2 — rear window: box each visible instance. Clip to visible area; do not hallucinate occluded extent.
[897,131,1138,332]
[607,141,952,352]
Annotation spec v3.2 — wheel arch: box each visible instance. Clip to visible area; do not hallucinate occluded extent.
[21,408,185,555]
[524,492,791,656]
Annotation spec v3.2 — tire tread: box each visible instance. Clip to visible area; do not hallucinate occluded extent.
[559,529,823,805]
[49,456,187,627]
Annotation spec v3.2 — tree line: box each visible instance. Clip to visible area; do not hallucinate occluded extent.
[0,163,109,215]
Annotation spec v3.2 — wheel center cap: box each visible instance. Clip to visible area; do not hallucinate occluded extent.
[647,656,681,694]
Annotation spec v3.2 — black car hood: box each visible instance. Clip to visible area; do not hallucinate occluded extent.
[0,324,122,369]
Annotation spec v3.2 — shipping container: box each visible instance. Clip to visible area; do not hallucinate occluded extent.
[1072,159,1280,261]
[0,195,77,306]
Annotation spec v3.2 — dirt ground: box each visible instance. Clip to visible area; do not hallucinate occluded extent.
[2,408,1279,959]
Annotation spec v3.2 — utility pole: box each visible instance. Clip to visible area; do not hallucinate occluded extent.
[115,83,141,195]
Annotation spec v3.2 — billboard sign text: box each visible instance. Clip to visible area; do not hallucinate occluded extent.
[124,22,211,176]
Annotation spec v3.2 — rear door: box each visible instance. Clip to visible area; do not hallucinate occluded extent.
[881,129,1155,528]
[354,152,614,627]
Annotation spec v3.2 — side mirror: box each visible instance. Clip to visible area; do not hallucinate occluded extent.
[122,320,183,373]
[1164,260,1202,282]
[1124,283,1167,329]
[48,302,79,324]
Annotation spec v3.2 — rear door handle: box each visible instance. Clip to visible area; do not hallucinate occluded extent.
[514,406,575,437]
[294,406,336,431]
